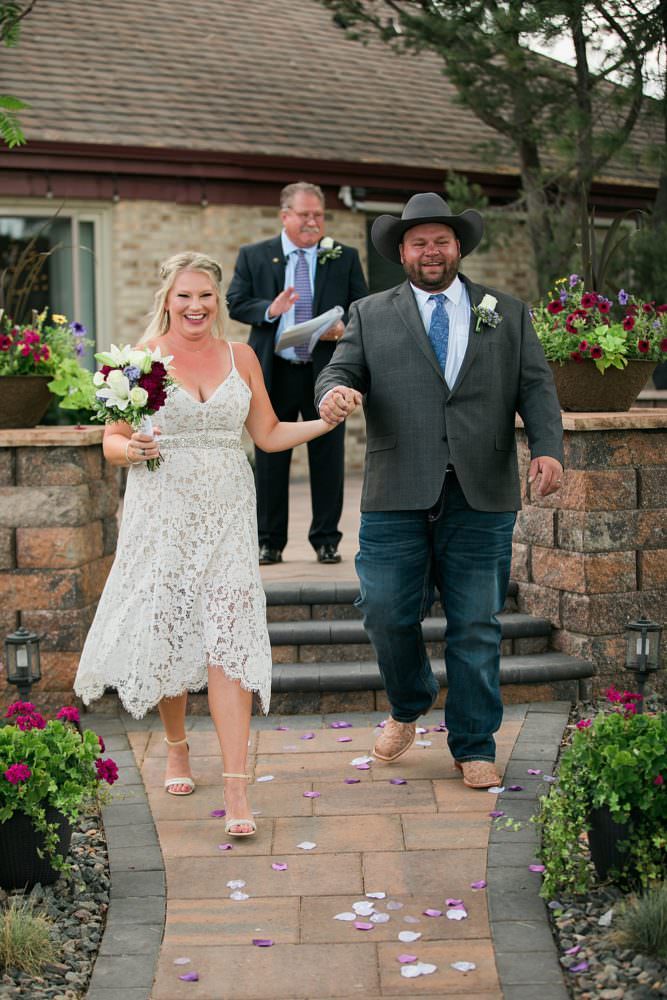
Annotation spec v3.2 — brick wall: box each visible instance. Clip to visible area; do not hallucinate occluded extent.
[0,427,120,712]
[513,411,667,695]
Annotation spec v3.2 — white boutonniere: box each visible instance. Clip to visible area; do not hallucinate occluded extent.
[318,236,343,264]
[472,294,502,333]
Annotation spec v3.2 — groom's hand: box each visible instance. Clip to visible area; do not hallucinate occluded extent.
[319,385,362,425]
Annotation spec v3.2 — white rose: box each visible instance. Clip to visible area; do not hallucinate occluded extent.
[320,237,334,250]
[129,386,148,407]
[479,294,498,311]
[92,371,105,387]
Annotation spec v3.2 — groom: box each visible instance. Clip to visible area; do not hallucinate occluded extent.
[316,193,564,788]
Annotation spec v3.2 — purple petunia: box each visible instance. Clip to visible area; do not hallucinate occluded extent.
[569,274,580,287]
[70,321,87,336]
[618,289,629,305]
[4,762,31,784]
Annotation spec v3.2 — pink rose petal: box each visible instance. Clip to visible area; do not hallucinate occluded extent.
[527,768,542,775]
[423,908,442,917]
[565,945,581,956]
[271,863,288,871]
[446,898,464,907]
[303,790,321,798]
[355,763,371,770]
[528,864,546,873]
[570,961,589,973]
[330,720,352,728]
[275,725,289,731]
[344,777,361,784]
[471,880,487,889]
[252,938,273,947]
[397,953,418,963]
[336,736,352,742]
[508,784,523,791]
[210,808,226,818]
[354,921,374,930]
[389,778,407,785]
[489,810,505,818]
[178,972,199,981]
[217,843,233,851]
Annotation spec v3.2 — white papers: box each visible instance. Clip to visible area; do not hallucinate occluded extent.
[276,305,344,354]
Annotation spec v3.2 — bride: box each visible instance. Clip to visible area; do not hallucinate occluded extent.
[74,251,356,837]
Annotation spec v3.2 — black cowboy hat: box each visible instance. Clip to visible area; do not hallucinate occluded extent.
[371,192,484,264]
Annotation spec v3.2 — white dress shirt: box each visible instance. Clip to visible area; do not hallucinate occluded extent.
[266,232,318,362]
[411,275,470,387]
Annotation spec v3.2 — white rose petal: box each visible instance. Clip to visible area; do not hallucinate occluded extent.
[352,902,375,916]
[398,930,422,943]
[447,908,468,920]
[370,912,390,923]
[366,892,386,899]
[129,386,148,406]
[297,841,316,850]
[451,961,476,972]
[320,236,334,250]
[479,294,497,311]
[351,756,373,766]
[333,912,356,921]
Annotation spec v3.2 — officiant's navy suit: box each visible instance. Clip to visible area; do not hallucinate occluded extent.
[227,233,368,554]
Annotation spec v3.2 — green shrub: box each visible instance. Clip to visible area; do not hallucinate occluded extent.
[612,883,667,960]
[0,897,55,975]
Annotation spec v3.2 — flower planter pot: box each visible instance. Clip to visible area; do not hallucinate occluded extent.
[0,807,72,890]
[548,360,656,412]
[588,805,639,887]
[0,375,52,429]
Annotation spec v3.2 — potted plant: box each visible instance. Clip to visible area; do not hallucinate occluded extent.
[0,701,118,890]
[0,307,95,428]
[530,275,667,411]
[537,688,667,898]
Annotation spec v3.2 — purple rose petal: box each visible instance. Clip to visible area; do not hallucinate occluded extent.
[564,945,581,955]
[397,954,418,963]
[527,768,542,775]
[275,725,289,731]
[217,843,233,851]
[336,736,352,742]
[303,790,321,798]
[300,732,315,740]
[423,908,442,917]
[570,961,589,973]
[471,880,487,890]
[489,810,505,818]
[210,809,226,817]
[178,972,199,981]
[508,785,524,791]
[446,898,464,907]
[330,721,352,729]
[389,778,407,785]
[344,777,361,784]
[528,864,546,873]
[355,763,371,770]
[543,775,556,783]
[272,862,288,871]
[354,921,374,930]
[252,938,274,947]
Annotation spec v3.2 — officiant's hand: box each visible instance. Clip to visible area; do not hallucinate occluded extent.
[319,386,362,425]
[268,286,299,318]
[319,320,345,342]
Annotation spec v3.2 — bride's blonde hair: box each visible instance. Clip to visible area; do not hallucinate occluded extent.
[138,251,225,345]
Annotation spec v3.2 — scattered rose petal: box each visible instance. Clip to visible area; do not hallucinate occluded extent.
[397,954,418,963]
[303,791,321,798]
[354,921,374,931]
[330,721,352,729]
[336,736,352,743]
[389,778,407,785]
[488,785,505,794]
[570,961,589,973]
[344,778,361,784]
[598,908,614,927]
[446,898,463,907]
[370,912,390,923]
[423,908,442,917]
[489,810,505,818]
[334,912,357,921]
[508,784,523,791]
[548,901,563,910]
[367,891,386,899]
[351,755,373,766]
[398,930,422,942]
[400,966,421,979]
[283,745,298,751]
[527,768,542,775]
[416,726,427,733]
[173,957,191,965]
[447,908,468,920]
[210,809,226,818]
[300,733,315,740]
[377,720,387,727]
[528,864,546,873]
[252,938,274,947]
[275,725,289,731]
[227,879,246,888]
[355,763,371,770]
[271,863,288,871]
[403,915,421,924]
[451,961,476,972]
[415,740,432,747]
[230,891,249,901]
[386,900,403,910]
[179,972,199,981]
[543,775,557,783]
[401,961,437,978]
[352,901,375,916]
[471,880,487,889]
[297,841,316,850]
[564,945,581,955]
[217,843,233,851]
[256,775,274,782]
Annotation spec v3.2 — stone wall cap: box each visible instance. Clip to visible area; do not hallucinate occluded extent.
[516,409,667,432]
[0,425,104,447]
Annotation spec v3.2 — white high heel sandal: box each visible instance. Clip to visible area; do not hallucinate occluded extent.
[163,736,196,796]
[222,772,257,837]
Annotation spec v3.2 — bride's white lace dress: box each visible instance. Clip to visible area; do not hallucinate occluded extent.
[74,345,272,718]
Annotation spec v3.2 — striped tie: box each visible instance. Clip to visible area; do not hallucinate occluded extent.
[428,293,450,375]
[293,249,313,361]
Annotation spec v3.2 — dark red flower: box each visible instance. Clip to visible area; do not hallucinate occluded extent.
[569,351,584,364]
[95,758,119,785]
[626,303,639,315]
[597,300,611,314]
[99,364,113,377]
[0,335,11,351]
[578,340,589,352]
[622,316,635,331]
[642,302,654,314]
[656,304,667,314]
[581,292,597,309]
[590,345,603,360]
[637,339,650,354]
[547,300,564,314]
[661,338,667,353]
[98,735,106,753]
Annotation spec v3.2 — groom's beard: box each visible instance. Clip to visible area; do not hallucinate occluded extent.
[403,255,460,292]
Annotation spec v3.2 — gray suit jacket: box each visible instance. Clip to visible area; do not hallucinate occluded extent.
[314,275,564,512]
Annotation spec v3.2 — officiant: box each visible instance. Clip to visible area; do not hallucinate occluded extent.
[227,181,368,564]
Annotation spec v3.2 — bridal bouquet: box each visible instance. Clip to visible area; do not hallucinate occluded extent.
[91,344,175,470]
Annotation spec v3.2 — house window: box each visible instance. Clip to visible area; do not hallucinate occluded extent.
[0,205,111,369]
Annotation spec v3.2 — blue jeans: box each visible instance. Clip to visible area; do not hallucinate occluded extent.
[356,472,516,762]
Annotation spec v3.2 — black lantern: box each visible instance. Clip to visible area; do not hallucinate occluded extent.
[4,626,42,702]
[624,618,663,712]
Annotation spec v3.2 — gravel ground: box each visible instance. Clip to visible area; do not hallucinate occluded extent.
[0,807,109,998]
[546,690,667,1000]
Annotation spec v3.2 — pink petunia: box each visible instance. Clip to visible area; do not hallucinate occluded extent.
[654,775,664,786]
[56,706,80,724]
[4,763,31,784]
[576,719,592,730]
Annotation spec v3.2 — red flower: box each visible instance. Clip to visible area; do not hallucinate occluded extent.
[626,303,639,315]
[5,701,36,717]
[20,343,32,357]
[569,351,584,364]
[654,774,665,787]
[661,338,667,353]
[99,364,113,377]
[56,705,80,724]
[0,335,11,351]
[578,340,589,352]
[40,345,51,361]
[98,735,106,753]
[597,300,611,314]
[547,300,564,314]
[16,711,46,731]
[581,292,597,309]
[576,719,592,729]
[637,339,650,354]
[656,304,667,314]
[138,362,168,411]
[642,302,654,314]
[95,758,119,785]
[4,763,31,785]
[622,316,635,331]
[590,345,603,359]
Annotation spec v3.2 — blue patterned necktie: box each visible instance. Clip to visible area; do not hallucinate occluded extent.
[293,249,313,361]
[428,293,450,375]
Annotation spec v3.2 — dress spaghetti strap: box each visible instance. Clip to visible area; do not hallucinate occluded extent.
[228,341,236,370]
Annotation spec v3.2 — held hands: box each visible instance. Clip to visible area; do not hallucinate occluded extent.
[319,386,363,426]
[268,286,299,318]
[126,426,161,465]
[319,320,345,343]
[528,456,563,497]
